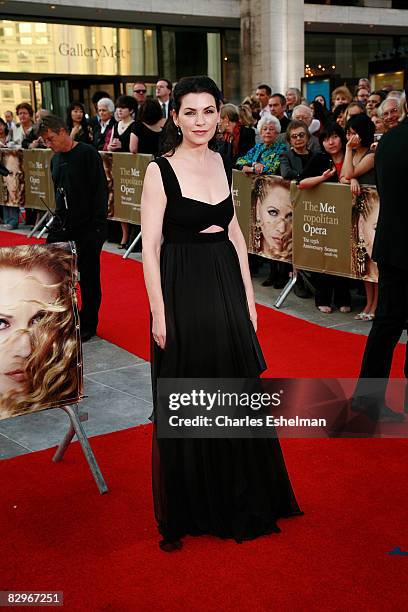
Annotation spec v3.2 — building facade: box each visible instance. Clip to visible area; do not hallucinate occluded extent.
[1,0,408,116]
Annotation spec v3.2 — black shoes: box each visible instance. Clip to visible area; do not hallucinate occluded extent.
[159,539,183,552]
[293,278,312,299]
[261,275,274,287]
[351,398,405,422]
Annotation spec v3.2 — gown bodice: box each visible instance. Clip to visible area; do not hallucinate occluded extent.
[153,155,234,243]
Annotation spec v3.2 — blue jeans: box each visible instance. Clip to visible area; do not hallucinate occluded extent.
[3,205,19,228]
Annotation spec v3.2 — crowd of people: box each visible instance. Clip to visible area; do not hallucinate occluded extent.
[0,81,169,246]
[225,79,405,319]
[1,75,404,318]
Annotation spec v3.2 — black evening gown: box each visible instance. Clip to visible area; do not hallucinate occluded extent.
[151,155,302,543]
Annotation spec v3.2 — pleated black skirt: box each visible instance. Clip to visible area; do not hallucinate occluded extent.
[151,233,302,542]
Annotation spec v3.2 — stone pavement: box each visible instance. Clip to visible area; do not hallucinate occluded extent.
[0,228,405,459]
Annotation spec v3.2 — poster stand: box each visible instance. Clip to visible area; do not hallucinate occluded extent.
[275,271,298,309]
[274,269,315,309]
[123,230,141,260]
[53,404,108,495]
[37,222,50,240]
[27,211,50,238]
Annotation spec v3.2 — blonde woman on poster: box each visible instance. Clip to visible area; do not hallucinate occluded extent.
[352,188,379,321]
[1,150,24,230]
[250,175,293,261]
[0,243,82,420]
[341,114,378,321]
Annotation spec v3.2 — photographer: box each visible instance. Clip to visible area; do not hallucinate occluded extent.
[38,115,108,342]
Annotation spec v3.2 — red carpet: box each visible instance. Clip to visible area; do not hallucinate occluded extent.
[1,230,407,610]
[1,428,408,611]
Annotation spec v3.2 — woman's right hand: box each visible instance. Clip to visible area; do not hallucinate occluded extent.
[322,167,336,180]
[109,138,122,151]
[152,313,166,349]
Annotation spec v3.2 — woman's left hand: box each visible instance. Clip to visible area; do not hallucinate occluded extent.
[350,178,361,196]
[254,162,264,175]
[248,301,258,332]
[347,134,360,149]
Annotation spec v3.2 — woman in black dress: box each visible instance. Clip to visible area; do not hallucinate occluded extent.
[109,95,138,248]
[133,98,164,157]
[66,102,92,144]
[299,122,351,313]
[141,76,301,552]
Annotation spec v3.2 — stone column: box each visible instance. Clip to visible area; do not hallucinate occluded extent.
[240,0,305,96]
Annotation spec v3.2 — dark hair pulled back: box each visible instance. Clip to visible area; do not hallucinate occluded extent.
[160,75,222,156]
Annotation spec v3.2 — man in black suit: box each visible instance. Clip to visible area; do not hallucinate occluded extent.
[353,84,408,421]
[268,94,290,133]
[156,78,173,118]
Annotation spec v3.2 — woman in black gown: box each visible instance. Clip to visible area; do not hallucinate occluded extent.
[141,76,301,552]
[109,95,138,248]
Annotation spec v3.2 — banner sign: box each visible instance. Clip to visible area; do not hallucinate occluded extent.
[291,182,353,277]
[232,170,252,249]
[100,152,152,224]
[23,149,55,211]
[0,242,83,421]
[0,155,379,283]
[233,170,293,263]
[0,150,24,208]
[99,152,114,219]
[350,186,379,282]
[0,149,150,222]
[291,182,378,282]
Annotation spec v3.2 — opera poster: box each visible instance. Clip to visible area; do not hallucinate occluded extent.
[291,182,353,277]
[247,174,293,263]
[0,242,83,421]
[23,148,55,211]
[351,186,379,283]
[99,151,115,219]
[111,152,153,225]
[232,170,252,249]
[0,149,24,208]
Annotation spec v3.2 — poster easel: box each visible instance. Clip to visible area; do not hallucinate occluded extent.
[53,404,108,495]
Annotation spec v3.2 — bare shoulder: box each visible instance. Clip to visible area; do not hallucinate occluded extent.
[145,159,161,177]
[144,159,164,185]
[142,160,166,200]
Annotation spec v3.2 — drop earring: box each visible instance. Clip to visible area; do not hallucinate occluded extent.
[176,125,182,137]
[356,237,368,277]
[254,218,262,252]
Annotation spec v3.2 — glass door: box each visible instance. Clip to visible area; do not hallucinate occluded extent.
[41,79,70,118]
[69,80,119,118]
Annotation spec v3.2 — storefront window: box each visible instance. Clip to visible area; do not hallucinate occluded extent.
[222,29,240,103]
[161,28,222,84]
[161,30,176,82]
[0,80,33,118]
[305,33,393,80]
[0,20,158,76]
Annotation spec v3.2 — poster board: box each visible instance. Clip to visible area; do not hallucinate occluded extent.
[291,182,378,282]
[233,171,293,263]
[23,148,56,211]
[111,152,153,224]
[0,242,83,421]
[0,149,24,208]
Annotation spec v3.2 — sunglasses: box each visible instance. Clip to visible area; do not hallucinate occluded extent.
[134,89,147,94]
[291,132,306,139]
